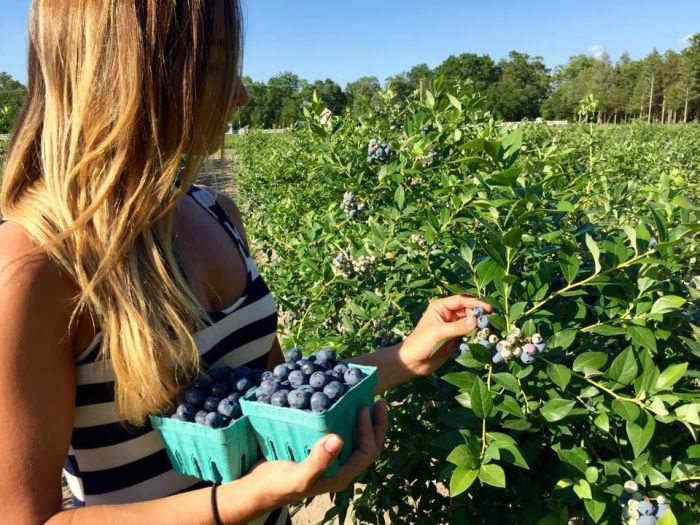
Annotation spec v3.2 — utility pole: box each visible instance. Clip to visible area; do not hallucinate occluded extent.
[647,75,655,123]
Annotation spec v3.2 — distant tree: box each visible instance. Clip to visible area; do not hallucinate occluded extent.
[265,72,303,127]
[346,76,381,116]
[492,51,550,121]
[433,53,500,106]
[541,54,596,120]
[384,73,413,100]
[682,33,700,121]
[0,72,27,134]
[406,63,432,87]
[299,79,347,114]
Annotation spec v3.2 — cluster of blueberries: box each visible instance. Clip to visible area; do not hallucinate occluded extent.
[420,151,437,169]
[340,191,366,218]
[251,348,366,412]
[171,365,264,429]
[366,139,391,164]
[458,308,547,365]
[620,481,670,524]
[421,123,435,134]
[331,253,376,278]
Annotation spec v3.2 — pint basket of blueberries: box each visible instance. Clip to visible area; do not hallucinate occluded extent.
[149,365,261,484]
[240,348,377,476]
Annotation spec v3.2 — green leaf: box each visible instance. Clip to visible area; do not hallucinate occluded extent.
[573,479,592,499]
[490,165,521,187]
[540,399,575,422]
[655,363,688,391]
[583,492,606,523]
[548,328,577,350]
[394,184,405,210]
[470,376,493,419]
[627,325,657,352]
[585,466,599,484]
[558,251,580,283]
[607,348,638,386]
[573,352,608,374]
[611,399,640,422]
[587,324,627,336]
[450,466,479,496]
[626,411,656,457]
[593,411,609,433]
[502,227,522,248]
[547,363,571,391]
[447,444,480,469]
[623,225,638,254]
[447,94,462,110]
[650,295,686,315]
[492,373,520,394]
[478,463,506,488]
[675,403,700,426]
[585,234,601,274]
[441,371,478,391]
[656,511,678,525]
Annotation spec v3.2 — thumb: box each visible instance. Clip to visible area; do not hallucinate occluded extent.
[297,433,344,482]
[439,313,478,340]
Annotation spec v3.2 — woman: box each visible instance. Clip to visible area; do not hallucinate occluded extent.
[0,1,489,524]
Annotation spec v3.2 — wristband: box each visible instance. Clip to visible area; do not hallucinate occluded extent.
[211,483,223,525]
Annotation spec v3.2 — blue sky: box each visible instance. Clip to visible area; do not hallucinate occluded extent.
[1,1,697,87]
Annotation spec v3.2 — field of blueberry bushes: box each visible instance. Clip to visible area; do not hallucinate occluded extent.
[226,81,700,524]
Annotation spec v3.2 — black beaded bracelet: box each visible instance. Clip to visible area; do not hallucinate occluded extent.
[211,483,223,525]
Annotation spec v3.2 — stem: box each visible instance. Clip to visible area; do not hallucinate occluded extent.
[518,378,531,414]
[295,276,338,335]
[504,246,512,332]
[480,364,493,457]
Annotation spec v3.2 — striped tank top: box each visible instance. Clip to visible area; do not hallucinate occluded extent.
[1,184,289,525]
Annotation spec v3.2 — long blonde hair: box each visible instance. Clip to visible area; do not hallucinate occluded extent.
[0,0,243,425]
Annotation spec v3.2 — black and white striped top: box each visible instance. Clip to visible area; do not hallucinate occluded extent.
[1,184,288,524]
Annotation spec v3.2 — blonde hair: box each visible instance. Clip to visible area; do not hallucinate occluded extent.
[1,0,243,425]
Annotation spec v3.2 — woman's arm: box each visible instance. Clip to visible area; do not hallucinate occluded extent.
[349,296,492,393]
[0,227,387,525]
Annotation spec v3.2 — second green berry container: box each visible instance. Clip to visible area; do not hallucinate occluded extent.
[149,414,259,484]
[240,363,378,476]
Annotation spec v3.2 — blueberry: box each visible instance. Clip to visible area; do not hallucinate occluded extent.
[520,353,535,364]
[208,366,232,382]
[273,364,290,381]
[344,367,365,387]
[170,413,188,421]
[193,376,213,390]
[194,410,208,424]
[288,389,311,410]
[285,347,302,363]
[313,362,329,372]
[492,352,503,364]
[256,394,271,404]
[619,493,632,505]
[315,348,336,364]
[252,369,264,383]
[648,237,658,250]
[271,389,291,407]
[478,339,491,348]
[323,381,345,402]
[298,384,316,396]
[217,398,242,419]
[288,370,306,388]
[258,379,281,397]
[204,396,222,412]
[234,366,252,379]
[210,381,230,398]
[260,370,275,382]
[300,362,317,375]
[637,516,656,525]
[523,343,537,355]
[204,411,225,428]
[226,392,242,404]
[334,363,349,375]
[175,403,198,421]
[472,306,484,317]
[325,370,343,382]
[284,362,298,371]
[477,315,489,329]
[638,501,654,516]
[310,392,331,412]
[236,377,254,393]
[184,388,207,407]
[535,342,546,352]
[656,503,670,518]
[225,368,239,383]
[297,359,311,368]
[309,371,329,390]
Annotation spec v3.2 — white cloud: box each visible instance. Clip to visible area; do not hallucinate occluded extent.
[587,44,606,59]
[679,34,693,44]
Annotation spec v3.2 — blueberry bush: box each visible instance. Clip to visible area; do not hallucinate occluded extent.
[227,81,700,524]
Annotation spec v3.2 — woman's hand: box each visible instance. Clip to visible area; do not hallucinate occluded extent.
[398,294,492,377]
[233,399,388,513]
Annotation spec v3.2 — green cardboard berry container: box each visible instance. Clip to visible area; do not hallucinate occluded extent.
[240,363,378,476]
[149,413,259,484]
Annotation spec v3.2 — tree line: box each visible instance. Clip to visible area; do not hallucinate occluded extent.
[1,34,699,133]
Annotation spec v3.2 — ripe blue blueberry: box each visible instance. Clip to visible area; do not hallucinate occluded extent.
[260,370,274,382]
[344,367,365,387]
[270,389,291,407]
[325,370,343,382]
[273,364,290,381]
[300,362,317,375]
[535,342,546,352]
[194,410,208,425]
[648,237,658,250]
[258,379,281,397]
[226,392,242,404]
[285,347,302,363]
[323,381,345,402]
[236,377,254,393]
[234,366,252,379]
[193,376,213,390]
[477,315,489,329]
[520,353,535,364]
[288,389,311,410]
[210,382,230,398]
[656,503,670,518]
[175,403,197,421]
[208,366,231,382]
[217,398,241,419]
[298,384,316,396]
[184,388,207,407]
[170,413,188,421]
[252,369,264,383]
[309,371,329,390]
[472,306,484,317]
[492,352,503,364]
[284,362,298,371]
[637,516,656,525]
[638,501,654,515]
[204,396,221,412]
[310,392,331,412]
[256,394,271,404]
[315,348,336,364]
[333,363,349,376]
[288,370,306,388]
[204,411,225,428]
[225,368,239,384]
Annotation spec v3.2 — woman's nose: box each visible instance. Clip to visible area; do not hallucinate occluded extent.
[234,83,250,108]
